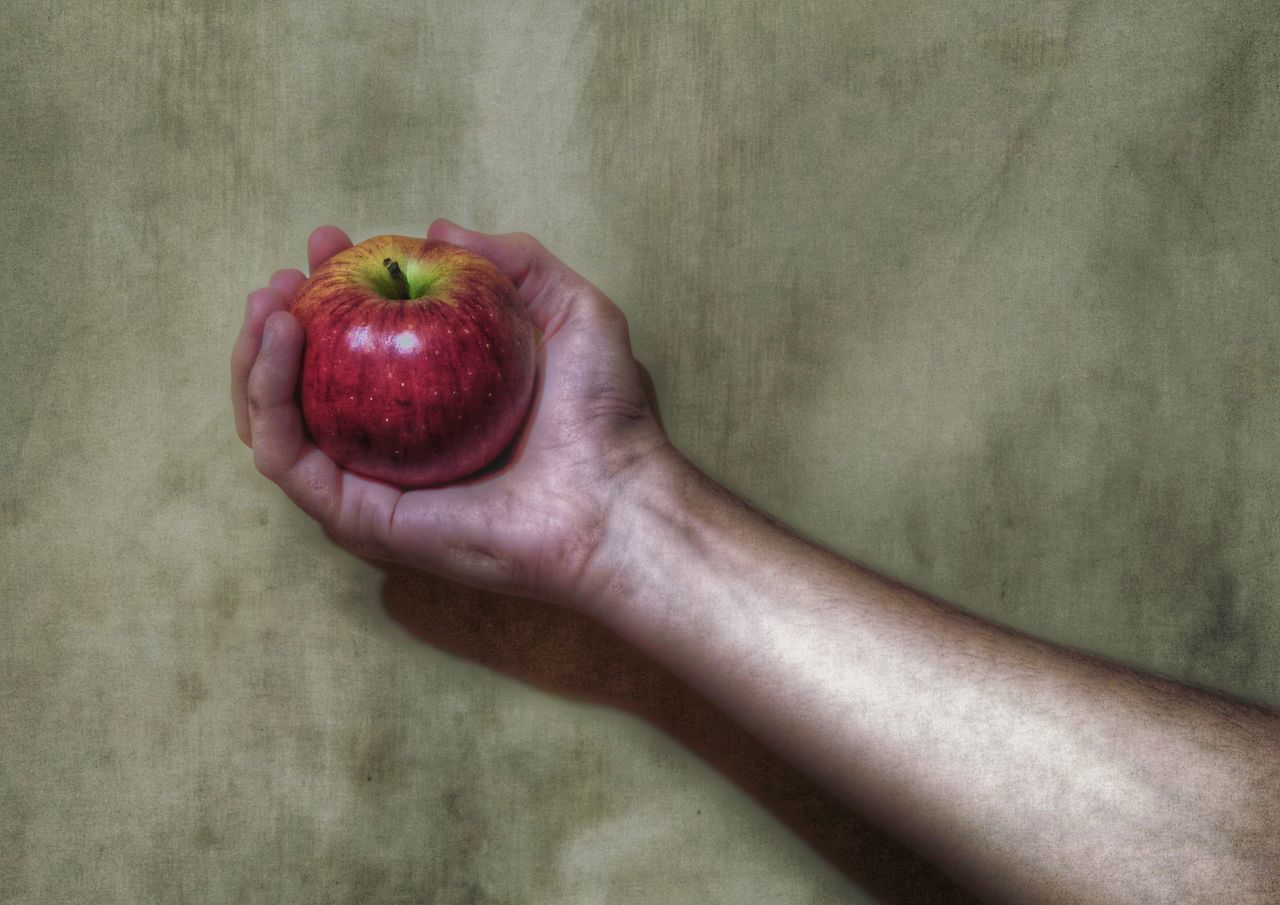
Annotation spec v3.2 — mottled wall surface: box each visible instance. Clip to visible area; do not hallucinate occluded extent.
[2,1,1277,902]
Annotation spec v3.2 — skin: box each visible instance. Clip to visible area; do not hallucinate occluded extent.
[232,222,1280,904]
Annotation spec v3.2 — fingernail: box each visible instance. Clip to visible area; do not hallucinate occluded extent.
[261,320,276,352]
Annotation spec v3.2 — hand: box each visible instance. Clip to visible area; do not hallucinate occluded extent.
[231,221,674,605]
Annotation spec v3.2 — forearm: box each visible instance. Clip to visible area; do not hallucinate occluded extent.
[582,449,1280,904]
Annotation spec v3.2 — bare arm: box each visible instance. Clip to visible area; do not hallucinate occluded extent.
[236,224,1280,904]
[576,450,1280,904]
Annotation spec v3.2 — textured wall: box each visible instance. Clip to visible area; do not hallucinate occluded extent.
[3,1,1277,902]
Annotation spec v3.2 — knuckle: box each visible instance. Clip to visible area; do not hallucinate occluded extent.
[609,303,631,336]
[352,493,389,545]
[581,295,628,332]
[510,231,547,261]
[246,392,268,420]
[325,493,394,561]
[247,289,285,323]
[252,445,276,479]
[246,363,278,413]
[246,287,275,313]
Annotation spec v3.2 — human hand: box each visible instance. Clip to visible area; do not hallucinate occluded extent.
[231,221,675,606]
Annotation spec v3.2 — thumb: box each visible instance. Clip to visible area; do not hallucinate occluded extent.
[384,482,532,596]
[427,220,604,335]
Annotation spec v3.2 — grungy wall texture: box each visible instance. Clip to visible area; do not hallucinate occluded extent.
[2,0,1278,902]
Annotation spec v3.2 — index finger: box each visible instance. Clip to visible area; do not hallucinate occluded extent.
[425,220,597,334]
[308,225,354,273]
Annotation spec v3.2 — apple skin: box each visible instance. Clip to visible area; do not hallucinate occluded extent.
[287,235,536,488]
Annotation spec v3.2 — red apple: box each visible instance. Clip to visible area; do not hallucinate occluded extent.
[287,234,536,487]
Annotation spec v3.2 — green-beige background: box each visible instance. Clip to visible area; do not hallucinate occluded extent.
[2,1,1277,902]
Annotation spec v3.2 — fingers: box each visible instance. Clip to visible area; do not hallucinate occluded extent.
[427,219,606,336]
[427,219,545,286]
[269,267,306,297]
[307,225,353,273]
[231,286,291,445]
[239,226,415,564]
[246,309,407,560]
[246,311,312,488]
[244,311,515,577]
[233,222,341,446]
[246,311,340,527]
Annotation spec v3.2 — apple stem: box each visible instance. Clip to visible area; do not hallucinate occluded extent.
[383,258,411,300]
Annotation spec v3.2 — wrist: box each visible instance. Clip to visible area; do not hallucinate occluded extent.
[570,442,777,635]
[568,443,708,619]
